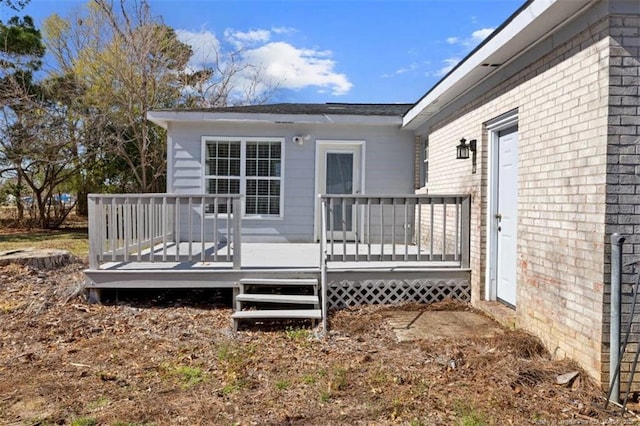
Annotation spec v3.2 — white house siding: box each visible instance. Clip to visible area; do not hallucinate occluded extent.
[414,5,614,382]
[166,121,414,243]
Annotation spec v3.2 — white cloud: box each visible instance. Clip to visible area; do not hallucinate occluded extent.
[225,28,271,48]
[244,41,352,95]
[447,27,495,47]
[175,27,352,97]
[176,29,221,66]
[471,28,494,43]
[272,26,297,35]
[435,57,460,77]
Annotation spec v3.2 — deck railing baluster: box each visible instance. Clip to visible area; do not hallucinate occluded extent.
[443,201,447,261]
[455,198,460,261]
[109,198,116,262]
[341,198,347,262]
[226,197,231,262]
[429,201,434,261]
[162,196,168,262]
[200,196,206,262]
[380,199,384,258]
[329,198,335,260]
[188,197,193,261]
[404,198,409,261]
[174,196,180,262]
[354,198,360,261]
[150,197,155,262]
[367,198,372,261]
[416,199,422,261]
[392,197,397,260]
[136,198,142,262]
[213,197,218,262]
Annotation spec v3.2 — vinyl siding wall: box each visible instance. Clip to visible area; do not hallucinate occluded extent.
[166,121,415,242]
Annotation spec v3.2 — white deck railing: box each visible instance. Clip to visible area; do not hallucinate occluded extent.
[87,194,242,269]
[319,194,471,267]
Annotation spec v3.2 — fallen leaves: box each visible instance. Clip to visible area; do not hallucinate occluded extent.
[0,262,629,425]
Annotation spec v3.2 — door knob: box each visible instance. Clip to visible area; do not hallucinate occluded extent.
[495,213,502,220]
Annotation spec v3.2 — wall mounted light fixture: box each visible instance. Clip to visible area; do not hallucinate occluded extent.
[292,134,311,146]
[456,138,477,173]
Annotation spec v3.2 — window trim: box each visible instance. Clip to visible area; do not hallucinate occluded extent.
[201,136,285,220]
[421,137,429,187]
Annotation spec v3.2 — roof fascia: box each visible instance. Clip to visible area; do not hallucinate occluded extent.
[147,110,403,127]
[402,0,593,130]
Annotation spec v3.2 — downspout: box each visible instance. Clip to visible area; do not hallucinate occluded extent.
[609,233,625,402]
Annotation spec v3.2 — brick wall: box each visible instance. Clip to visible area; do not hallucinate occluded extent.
[604,13,640,391]
[417,15,612,381]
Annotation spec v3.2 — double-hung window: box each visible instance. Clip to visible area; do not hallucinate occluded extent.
[203,137,283,218]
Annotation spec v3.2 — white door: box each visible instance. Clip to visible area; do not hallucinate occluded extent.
[496,127,518,307]
[316,143,362,241]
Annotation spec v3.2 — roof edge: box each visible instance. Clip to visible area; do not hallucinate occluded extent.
[402,0,594,130]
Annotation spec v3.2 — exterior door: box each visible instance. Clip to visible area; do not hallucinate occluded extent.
[316,143,362,241]
[496,127,518,307]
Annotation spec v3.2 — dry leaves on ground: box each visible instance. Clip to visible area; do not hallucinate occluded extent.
[0,261,634,425]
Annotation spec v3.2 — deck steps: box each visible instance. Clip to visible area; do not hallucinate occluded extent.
[232,277,321,331]
[232,309,322,320]
[235,294,319,304]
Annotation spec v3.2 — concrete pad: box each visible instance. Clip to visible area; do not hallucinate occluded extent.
[384,310,504,342]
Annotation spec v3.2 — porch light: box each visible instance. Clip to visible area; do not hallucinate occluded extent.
[456,138,477,173]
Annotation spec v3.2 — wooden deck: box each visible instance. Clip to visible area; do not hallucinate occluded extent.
[85,193,473,327]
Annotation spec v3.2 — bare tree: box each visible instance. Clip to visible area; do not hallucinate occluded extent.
[44,0,192,193]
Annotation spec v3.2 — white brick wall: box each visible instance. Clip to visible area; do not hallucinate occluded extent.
[417,16,613,381]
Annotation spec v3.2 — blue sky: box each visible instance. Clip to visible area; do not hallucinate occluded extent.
[19,0,523,104]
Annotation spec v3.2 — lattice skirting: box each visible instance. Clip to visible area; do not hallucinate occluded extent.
[327,278,471,309]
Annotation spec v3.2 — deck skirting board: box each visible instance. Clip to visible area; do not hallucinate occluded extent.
[326,271,471,309]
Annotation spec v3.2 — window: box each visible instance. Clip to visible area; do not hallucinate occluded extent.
[422,138,429,186]
[203,137,283,217]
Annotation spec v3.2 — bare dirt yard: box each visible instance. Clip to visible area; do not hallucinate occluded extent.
[0,259,636,425]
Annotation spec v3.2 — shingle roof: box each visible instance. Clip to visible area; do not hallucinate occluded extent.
[172,103,413,117]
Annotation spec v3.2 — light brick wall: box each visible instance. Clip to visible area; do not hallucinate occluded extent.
[418,16,612,381]
[604,14,640,391]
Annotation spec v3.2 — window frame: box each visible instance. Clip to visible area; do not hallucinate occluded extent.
[202,136,285,220]
[421,137,429,187]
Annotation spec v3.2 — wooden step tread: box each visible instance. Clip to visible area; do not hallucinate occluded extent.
[239,278,318,286]
[232,309,322,319]
[236,294,319,304]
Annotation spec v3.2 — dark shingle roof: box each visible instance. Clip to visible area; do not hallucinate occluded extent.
[174,103,413,117]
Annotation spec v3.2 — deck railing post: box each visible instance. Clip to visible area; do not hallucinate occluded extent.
[460,195,471,268]
[232,197,242,270]
[87,195,100,269]
[320,198,329,334]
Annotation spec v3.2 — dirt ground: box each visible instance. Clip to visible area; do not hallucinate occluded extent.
[0,260,636,425]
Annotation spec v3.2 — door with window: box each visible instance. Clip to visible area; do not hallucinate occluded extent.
[316,142,363,241]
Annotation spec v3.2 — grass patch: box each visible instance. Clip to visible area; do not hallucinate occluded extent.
[163,364,205,389]
[0,229,88,258]
[70,418,97,426]
[453,400,488,426]
[275,379,290,390]
[285,327,311,341]
[87,395,110,410]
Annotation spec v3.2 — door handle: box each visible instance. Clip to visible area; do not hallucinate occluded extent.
[495,213,502,221]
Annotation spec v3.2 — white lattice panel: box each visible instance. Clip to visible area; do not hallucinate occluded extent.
[327,278,471,309]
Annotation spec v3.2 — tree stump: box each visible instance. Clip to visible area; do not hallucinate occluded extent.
[0,248,77,270]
